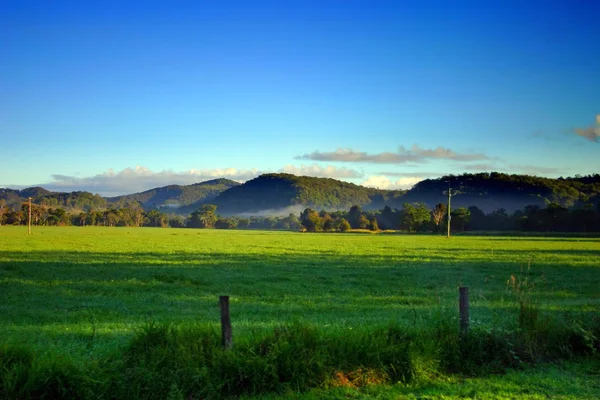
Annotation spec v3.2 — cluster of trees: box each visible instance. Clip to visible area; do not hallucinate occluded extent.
[2,199,600,233]
[297,202,600,233]
[0,203,175,228]
[0,188,108,212]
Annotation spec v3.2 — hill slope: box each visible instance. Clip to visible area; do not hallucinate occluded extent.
[0,188,108,211]
[212,173,405,215]
[108,178,240,210]
[399,172,600,212]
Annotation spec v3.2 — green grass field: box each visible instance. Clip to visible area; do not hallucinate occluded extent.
[1,226,599,398]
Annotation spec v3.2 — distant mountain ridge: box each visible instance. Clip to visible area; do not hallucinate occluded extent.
[1,173,599,215]
[400,172,600,212]
[109,178,240,210]
[211,173,405,215]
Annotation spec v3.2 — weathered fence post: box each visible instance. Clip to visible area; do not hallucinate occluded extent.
[459,287,469,335]
[219,296,233,349]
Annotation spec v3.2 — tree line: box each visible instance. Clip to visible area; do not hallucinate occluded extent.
[1,199,599,233]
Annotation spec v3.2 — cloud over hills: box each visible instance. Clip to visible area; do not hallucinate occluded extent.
[573,114,600,142]
[361,175,423,190]
[22,164,364,196]
[296,145,489,164]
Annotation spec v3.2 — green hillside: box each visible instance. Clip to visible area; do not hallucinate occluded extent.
[212,173,405,214]
[109,178,240,210]
[0,188,107,211]
[398,172,600,212]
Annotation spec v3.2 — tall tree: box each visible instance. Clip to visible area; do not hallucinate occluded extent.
[187,204,218,229]
[300,208,323,232]
[431,203,447,228]
[400,203,431,232]
[451,207,471,232]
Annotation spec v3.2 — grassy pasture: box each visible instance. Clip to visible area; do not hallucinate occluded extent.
[0,226,599,398]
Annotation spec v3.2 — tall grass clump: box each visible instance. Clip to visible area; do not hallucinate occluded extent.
[114,322,417,399]
[1,316,599,399]
[504,265,599,363]
[0,345,93,399]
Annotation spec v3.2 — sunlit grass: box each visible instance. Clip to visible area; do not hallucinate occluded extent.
[0,226,599,398]
[1,226,599,355]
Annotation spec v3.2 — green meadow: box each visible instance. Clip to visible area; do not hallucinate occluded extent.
[1,226,599,399]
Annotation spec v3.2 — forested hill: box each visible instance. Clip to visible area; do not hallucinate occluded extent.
[108,179,240,210]
[212,173,405,215]
[0,187,108,211]
[0,179,239,213]
[399,173,600,213]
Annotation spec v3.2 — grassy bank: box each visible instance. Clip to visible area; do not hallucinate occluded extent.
[1,315,599,399]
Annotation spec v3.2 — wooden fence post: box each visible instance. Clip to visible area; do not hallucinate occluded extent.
[219,296,233,349]
[459,287,469,335]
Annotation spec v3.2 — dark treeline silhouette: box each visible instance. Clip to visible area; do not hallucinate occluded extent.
[2,200,599,234]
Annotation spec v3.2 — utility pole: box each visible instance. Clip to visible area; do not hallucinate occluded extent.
[28,197,32,235]
[443,183,454,239]
[447,188,452,238]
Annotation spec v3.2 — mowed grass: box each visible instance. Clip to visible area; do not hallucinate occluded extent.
[0,226,599,398]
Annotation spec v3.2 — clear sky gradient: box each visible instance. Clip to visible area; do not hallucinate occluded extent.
[1,0,599,195]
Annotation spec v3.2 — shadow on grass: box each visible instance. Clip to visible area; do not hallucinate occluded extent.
[0,249,598,333]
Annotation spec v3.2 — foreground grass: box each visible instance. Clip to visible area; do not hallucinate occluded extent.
[1,320,599,399]
[250,360,600,399]
[0,226,599,398]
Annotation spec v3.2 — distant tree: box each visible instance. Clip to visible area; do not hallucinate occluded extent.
[544,202,569,232]
[451,207,470,232]
[336,218,351,232]
[377,205,397,230]
[369,218,379,231]
[103,209,120,227]
[357,215,370,229]
[188,204,218,229]
[282,213,301,230]
[5,211,22,225]
[129,206,145,227]
[319,211,335,231]
[488,208,511,231]
[300,208,323,232]
[215,217,238,229]
[0,199,7,225]
[145,210,168,227]
[467,206,486,230]
[400,203,431,232]
[431,203,447,229]
[348,205,363,229]
[237,218,250,229]
[518,205,542,231]
[169,215,186,228]
[77,212,87,227]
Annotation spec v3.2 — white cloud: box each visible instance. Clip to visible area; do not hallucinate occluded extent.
[279,164,362,178]
[573,114,600,142]
[462,163,563,175]
[296,144,489,164]
[394,177,424,189]
[361,175,423,190]
[45,166,262,196]
[34,164,364,196]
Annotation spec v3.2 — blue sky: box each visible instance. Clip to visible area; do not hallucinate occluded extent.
[1,0,599,195]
